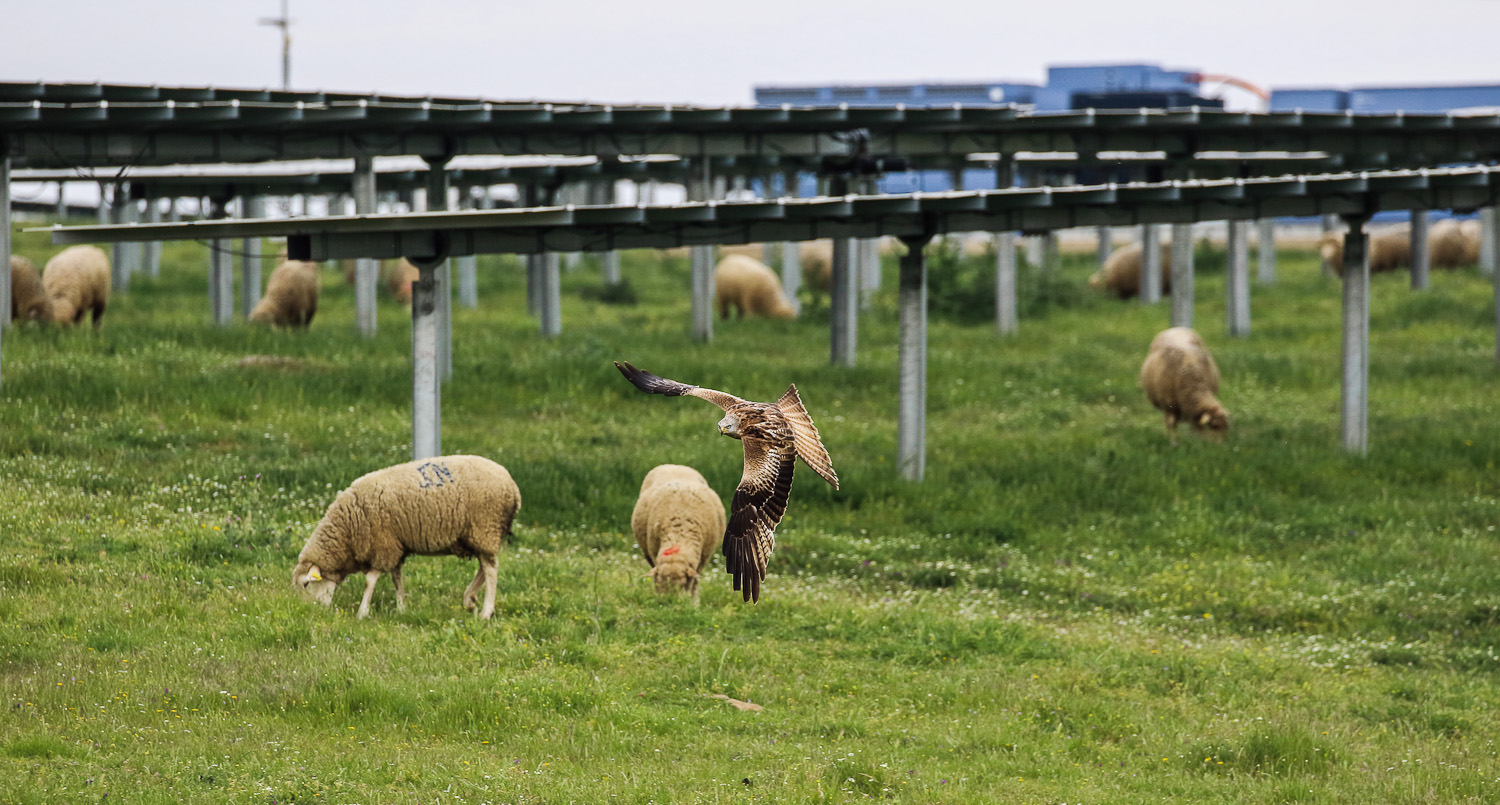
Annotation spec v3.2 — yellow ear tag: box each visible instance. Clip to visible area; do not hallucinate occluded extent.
[308,568,323,581]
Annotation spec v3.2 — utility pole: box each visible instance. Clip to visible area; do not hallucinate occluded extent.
[258,0,292,90]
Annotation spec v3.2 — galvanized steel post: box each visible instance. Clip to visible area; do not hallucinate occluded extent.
[540,252,561,338]
[1226,220,1250,337]
[208,198,234,327]
[352,155,379,337]
[897,236,930,482]
[1096,226,1112,266]
[423,159,454,380]
[1170,223,1195,328]
[1257,218,1276,285]
[240,197,264,319]
[143,198,162,278]
[829,173,858,366]
[1140,224,1162,305]
[1340,218,1370,455]
[0,153,10,332]
[111,184,134,295]
[410,261,441,460]
[995,232,1018,335]
[1409,210,1430,291]
[1481,206,1499,277]
[689,161,714,342]
[456,191,478,310]
[600,181,621,285]
[779,170,802,314]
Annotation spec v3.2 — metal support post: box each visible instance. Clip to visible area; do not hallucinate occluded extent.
[1170,223,1195,328]
[110,184,134,294]
[780,170,802,314]
[143,198,162,278]
[423,159,453,381]
[1096,226,1112,266]
[410,261,441,460]
[526,254,542,315]
[1481,206,1499,277]
[689,162,714,342]
[1340,218,1370,455]
[600,180,621,285]
[456,192,478,310]
[1256,218,1277,285]
[240,197,264,319]
[994,231,1018,335]
[352,155,378,337]
[207,199,234,327]
[1140,224,1162,305]
[0,154,10,334]
[897,236,931,482]
[539,252,561,338]
[830,231,858,366]
[1409,210,1430,291]
[1226,219,1250,337]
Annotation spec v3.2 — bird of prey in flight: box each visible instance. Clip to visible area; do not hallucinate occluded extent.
[615,361,838,602]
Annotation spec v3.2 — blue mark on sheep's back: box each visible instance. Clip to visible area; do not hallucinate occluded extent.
[415,462,454,489]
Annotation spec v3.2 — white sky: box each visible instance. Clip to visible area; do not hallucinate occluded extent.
[5,0,1500,108]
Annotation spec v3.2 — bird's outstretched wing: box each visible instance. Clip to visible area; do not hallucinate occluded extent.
[723,436,795,603]
[776,385,839,490]
[615,361,745,411]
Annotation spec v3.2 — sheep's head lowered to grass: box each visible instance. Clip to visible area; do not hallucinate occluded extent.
[293,561,339,606]
[650,546,702,598]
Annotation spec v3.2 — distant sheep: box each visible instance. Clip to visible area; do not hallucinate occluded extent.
[293,455,521,619]
[42,245,111,328]
[10,255,52,323]
[714,254,797,319]
[341,258,422,303]
[1089,241,1173,299]
[1319,229,1411,275]
[630,464,725,603]
[249,260,320,328]
[1139,327,1229,445]
[1428,219,1481,269]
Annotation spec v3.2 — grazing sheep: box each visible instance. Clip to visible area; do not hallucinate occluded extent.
[1139,327,1229,445]
[630,464,725,603]
[1428,219,1481,269]
[714,254,797,320]
[1319,229,1411,275]
[10,255,52,323]
[42,245,111,328]
[249,260,320,328]
[341,257,422,303]
[293,455,521,619]
[1088,241,1173,299]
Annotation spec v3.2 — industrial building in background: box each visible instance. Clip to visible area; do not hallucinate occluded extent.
[756,63,1500,193]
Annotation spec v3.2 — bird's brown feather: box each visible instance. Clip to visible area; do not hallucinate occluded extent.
[723,437,795,603]
[614,361,744,411]
[776,385,839,490]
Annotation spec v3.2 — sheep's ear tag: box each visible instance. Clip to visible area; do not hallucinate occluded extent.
[308,567,323,581]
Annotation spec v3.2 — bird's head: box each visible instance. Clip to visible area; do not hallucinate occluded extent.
[717,413,743,440]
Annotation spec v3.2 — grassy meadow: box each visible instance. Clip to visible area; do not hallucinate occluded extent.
[2,223,1499,804]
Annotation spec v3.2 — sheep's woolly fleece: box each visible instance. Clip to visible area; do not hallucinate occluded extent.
[42,245,111,328]
[293,455,521,619]
[250,260,320,328]
[631,464,726,603]
[714,254,798,320]
[9,255,51,322]
[1089,241,1173,299]
[1139,326,1229,445]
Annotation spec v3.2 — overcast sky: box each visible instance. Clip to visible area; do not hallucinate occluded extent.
[5,0,1499,108]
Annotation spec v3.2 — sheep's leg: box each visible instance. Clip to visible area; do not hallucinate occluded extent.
[356,570,381,619]
[463,564,485,611]
[477,556,498,620]
[1163,412,1179,446]
[392,565,406,612]
[91,303,106,330]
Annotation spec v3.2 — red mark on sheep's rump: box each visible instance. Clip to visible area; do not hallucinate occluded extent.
[661,546,681,556]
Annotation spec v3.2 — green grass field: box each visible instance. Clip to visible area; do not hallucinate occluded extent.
[2,226,1498,804]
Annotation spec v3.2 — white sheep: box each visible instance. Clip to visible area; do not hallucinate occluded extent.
[714,254,797,319]
[630,464,725,604]
[42,245,111,328]
[1088,241,1173,299]
[249,260,320,328]
[1428,219,1481,269]
[1319,229,1411,275]
[293,455,521,619]
[10,255,52,323]
[1139,327,1229,445]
